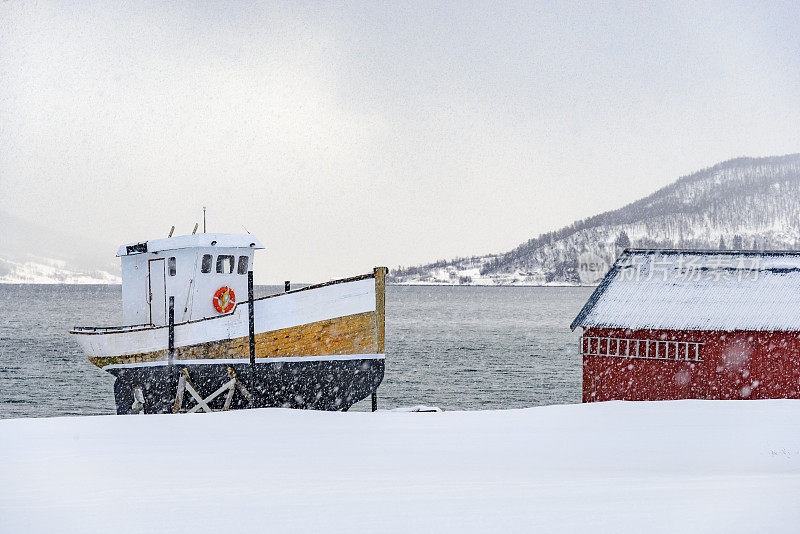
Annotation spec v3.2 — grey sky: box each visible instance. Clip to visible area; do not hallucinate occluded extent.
[2,1,799,282]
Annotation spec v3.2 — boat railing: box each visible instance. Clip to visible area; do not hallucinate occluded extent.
[72,323,154,333]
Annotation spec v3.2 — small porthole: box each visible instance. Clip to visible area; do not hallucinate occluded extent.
[201,254,212,273]
[168,257,176,276]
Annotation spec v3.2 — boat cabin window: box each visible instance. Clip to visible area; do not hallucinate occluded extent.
[237,255,248,275]
[201,254,212,273]
[216,255,235,274]
[168,257,176,276]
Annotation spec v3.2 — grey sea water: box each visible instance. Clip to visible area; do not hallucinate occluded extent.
[0,285,593,418]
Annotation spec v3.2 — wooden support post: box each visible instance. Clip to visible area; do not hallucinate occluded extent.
[132,387,145,414]
[372,267,387,413]
[222,368,241,410]
[172,372,186,413]
[248,270,257,408]
[168,296,175,368]
[223,381,237,410]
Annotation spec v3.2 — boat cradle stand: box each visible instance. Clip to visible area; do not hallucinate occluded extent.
[128,367,253,415]
[171,367,253,414]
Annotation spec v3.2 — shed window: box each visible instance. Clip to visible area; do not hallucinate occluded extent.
[216,255,235,274]
[201,254,212,273]
[168,257,176,276]
[237,255,249,275]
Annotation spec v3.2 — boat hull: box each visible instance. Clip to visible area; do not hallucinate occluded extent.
[73,268,388,414]
[111,357,384,413]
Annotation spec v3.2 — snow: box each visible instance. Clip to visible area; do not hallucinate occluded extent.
[116,233,264,257]
[393,265,579,286]
[2,400,799,533]
[573,250,800,331]
[386,404,442,412]
[0,257,120,284]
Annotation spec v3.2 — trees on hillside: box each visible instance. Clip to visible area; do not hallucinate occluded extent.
[390,156,800,282]
[615,231,631,249]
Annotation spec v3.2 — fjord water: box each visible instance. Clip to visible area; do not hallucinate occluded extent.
[0,285,592,418]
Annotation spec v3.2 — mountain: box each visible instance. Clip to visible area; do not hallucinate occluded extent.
[0,211,120,283]
[389,154,800,285]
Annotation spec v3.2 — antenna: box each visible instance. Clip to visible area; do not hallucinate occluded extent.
[192,223,199,235]
[203,207,206,233]
[168,225,175,238]
[242,225,250,234]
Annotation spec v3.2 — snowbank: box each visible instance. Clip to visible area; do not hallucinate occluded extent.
[1,400,799,533]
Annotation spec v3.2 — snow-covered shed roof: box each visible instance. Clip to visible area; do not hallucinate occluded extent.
[117,233,264,256]
[571,249,800,332]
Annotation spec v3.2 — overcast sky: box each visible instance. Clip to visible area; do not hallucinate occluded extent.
[2,1,799,282]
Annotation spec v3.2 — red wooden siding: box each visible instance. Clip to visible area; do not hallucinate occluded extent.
[582,327,800,402]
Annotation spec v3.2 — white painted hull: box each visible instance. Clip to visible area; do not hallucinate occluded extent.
[73,276,377,361]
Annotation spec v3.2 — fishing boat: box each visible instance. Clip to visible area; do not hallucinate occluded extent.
[71,232,387,414]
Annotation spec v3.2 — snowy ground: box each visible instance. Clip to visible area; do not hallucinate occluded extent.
[1,400,799,533]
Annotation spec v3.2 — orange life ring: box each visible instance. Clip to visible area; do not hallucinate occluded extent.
[213,286,236,313]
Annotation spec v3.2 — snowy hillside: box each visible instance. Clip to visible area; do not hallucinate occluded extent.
[390,154,800,285]
[0,257,119,284]
[0,211,120,284]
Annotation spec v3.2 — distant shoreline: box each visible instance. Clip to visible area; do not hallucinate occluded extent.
[0,281,599,288]
[388,282,598,288]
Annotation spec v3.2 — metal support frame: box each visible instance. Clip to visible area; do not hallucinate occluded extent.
[247,270,257,408]
[168,296,175,368]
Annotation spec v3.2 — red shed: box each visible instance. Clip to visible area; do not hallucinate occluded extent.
[571,249,800,402]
